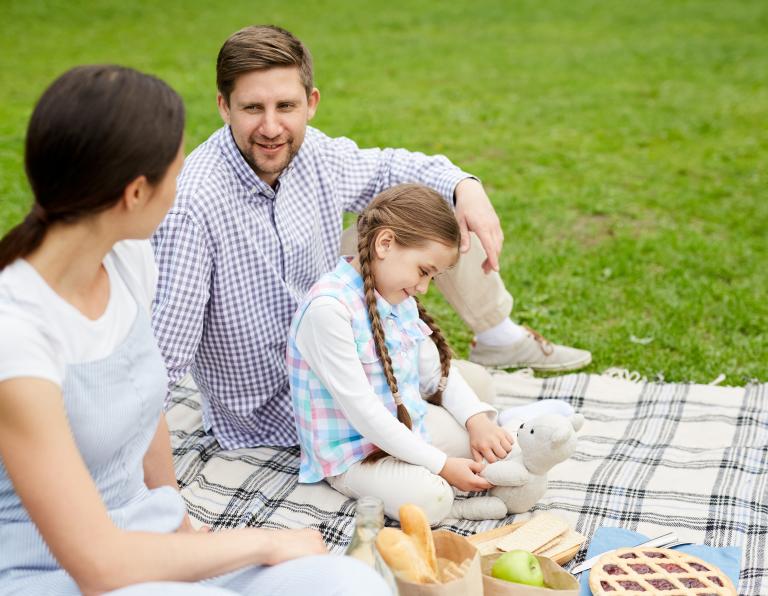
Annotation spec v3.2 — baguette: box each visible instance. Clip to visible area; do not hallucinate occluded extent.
[375,527,438,583]
[399,503,438,576]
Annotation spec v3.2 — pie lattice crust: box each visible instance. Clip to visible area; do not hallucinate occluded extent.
[588,547,736,595]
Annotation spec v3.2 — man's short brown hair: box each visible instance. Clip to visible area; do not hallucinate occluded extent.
[216,25,314,104]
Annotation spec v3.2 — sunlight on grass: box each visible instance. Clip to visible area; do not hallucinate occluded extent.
[1,0,765,383]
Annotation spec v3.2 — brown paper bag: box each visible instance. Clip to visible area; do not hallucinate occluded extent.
[482,552,580,595]
[384,530,483,596]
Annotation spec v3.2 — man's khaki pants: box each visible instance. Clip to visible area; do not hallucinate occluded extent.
[340,227,512,333]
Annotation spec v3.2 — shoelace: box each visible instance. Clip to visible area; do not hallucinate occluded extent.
[524,326,555,356]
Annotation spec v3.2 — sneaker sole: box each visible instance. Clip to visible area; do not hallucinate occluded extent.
[470,353,592,373]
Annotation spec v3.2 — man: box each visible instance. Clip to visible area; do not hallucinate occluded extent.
[151,25,590,449]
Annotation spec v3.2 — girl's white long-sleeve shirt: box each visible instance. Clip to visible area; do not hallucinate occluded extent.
[294,296,497,475]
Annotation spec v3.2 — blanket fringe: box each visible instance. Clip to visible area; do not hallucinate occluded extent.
[601,367,646,383]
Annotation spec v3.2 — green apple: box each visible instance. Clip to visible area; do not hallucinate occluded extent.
[491,550,546,587]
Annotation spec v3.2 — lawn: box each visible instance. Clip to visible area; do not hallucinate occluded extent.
[1,0,766,383]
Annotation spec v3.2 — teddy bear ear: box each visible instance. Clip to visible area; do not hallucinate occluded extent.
[571,413,585,431]
[552,427,571,444]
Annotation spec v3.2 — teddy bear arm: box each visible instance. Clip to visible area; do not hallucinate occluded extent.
[481,460,530,487]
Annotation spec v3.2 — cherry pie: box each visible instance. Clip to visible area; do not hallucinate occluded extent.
[589,547,736,595]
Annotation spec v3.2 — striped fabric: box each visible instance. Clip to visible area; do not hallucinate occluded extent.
[286,257,431,483]
[168,372,767,595]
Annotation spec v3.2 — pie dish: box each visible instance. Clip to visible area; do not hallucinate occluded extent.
[588,546,736,595]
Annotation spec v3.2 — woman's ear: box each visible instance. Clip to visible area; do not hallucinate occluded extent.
[373,228,396,259]
[120,175,150,213]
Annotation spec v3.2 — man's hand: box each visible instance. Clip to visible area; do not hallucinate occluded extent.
[453,178,504,273]
[439,457,494,492]
[466,413,514,463]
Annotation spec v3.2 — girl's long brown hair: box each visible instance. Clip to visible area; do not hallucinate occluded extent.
[358,184,460,463]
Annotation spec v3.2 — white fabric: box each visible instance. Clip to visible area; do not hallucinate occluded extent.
[326,404,467,524]
[474,317,527,346]
[294,297,495,475]
[0,240,156,386]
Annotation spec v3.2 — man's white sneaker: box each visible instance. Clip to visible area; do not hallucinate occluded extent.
[468,327,591,372]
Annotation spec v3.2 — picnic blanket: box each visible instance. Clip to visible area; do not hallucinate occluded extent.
[167,371,767,595]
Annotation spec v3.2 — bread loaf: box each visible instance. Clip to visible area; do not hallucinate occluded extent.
[399,503,438,575]
[375,527,438,583]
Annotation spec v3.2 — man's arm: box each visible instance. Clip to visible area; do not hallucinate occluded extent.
[453,177,504,273]
[151,211,213,397]
[325,134,470,213]
[324,133,503,272]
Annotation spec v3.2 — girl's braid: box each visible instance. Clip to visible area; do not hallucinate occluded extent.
[358,213,413,464]
[414,297,451,406]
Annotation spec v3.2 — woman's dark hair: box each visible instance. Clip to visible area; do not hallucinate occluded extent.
[0,65,185,270]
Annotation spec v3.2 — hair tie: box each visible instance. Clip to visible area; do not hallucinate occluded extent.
[392,391,403,406]
[437,376,448,392]
[30,203,49,226]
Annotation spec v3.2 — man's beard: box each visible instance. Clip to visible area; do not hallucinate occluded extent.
[244,137,297,180]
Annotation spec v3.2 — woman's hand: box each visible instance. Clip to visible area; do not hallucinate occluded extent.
[262,529,329,565]
[439,457,493,492]
[176,513,210,534]
[466,413,514,463]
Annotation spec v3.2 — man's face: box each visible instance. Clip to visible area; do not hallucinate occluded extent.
[217,66,320,186]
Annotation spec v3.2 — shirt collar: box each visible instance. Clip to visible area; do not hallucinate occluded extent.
[219,126,296,200]
[334,256,400,319]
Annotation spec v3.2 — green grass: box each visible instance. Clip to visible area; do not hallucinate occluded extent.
[1,0,766,384]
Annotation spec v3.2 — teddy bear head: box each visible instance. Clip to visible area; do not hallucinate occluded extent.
[516,413,585,475]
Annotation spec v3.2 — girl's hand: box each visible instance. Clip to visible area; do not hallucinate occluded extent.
[466,413,514,463]
[262,529,329,565]
[439,457,493,492]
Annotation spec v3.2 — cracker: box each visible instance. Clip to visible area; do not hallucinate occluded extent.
[439,560,462,582]
[494,512,568,553]
[475,539,503,556]
[537,528,586,559]
[533,535,562,555]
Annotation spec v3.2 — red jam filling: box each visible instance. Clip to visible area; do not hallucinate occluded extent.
[647,579,676,590]
[680,577,706,588]
[628,564,653,574]
[603,564,626,576]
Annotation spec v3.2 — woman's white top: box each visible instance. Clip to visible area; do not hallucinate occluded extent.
[0,240,156,386]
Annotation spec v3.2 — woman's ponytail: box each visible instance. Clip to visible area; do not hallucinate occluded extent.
[0,206,49,270]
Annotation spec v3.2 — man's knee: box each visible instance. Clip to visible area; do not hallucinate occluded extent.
[339,225,358,256]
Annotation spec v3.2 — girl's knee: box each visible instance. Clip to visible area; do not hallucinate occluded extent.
[409,477,454,526]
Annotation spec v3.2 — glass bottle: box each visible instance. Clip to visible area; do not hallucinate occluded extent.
[345,496,398,594]
[345,496,384,566]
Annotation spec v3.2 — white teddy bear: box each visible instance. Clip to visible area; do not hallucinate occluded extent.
[451,413,585,520]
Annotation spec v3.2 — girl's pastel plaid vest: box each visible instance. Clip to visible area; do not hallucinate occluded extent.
[287,257,432,483]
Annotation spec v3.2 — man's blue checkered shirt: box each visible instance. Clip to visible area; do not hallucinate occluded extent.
[151,125,470,448]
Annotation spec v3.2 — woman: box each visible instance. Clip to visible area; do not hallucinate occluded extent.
[0,65,387,596]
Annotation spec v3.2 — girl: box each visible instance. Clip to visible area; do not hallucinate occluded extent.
[0,66,387,596]
[288,184,572,524]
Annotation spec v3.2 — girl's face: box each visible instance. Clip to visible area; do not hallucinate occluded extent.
[371,230,458,305]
